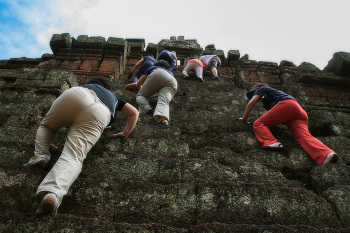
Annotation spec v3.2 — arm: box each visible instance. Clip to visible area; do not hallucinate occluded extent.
[239,95,261,121]
[137,74,148,90]
[128,58,145,79]
[172,54,178,70]
[110,103,138,138]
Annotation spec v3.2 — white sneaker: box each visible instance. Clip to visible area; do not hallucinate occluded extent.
[23,158,47,168]
[322,152,339,165]
[262,142,283,151]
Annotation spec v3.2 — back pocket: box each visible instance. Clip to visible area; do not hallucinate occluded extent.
[62,87,86,104]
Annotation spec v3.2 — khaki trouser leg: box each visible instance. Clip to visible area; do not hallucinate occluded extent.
[34,87,110,207]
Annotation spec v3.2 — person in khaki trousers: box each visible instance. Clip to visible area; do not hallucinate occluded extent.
[136,60,178,126]
[24,76,138,215]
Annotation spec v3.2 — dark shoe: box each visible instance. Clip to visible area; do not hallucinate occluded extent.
[212,75,219,80]
[322,152,338,165]
[141,108,152,116]
[262,142,283,151]
[155,120,169,127]
[23,158,46,168]
[182,75,189,80]
[35,192,58,215]
[197,76,204,82]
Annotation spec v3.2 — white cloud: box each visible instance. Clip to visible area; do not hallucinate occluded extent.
[1,0,350,69]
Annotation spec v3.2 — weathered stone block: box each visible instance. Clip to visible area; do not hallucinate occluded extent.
[323,51,350,77]
[323,185,350,228]
[84,36,106,50]
[0,165,46,214]
[75,35,88,49]
[82,154,182,184]
[196,182,340,227]
[59,178,117,221]
[79,59,101,72]
[309,164,350,194]
[114,182,196,228]
[55,48,72,60]
[50,33,72,55]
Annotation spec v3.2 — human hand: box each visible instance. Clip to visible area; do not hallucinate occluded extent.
[127,73,134,80]
[110,132,128,138]
[49,144,58,150]
[236,118,250,124]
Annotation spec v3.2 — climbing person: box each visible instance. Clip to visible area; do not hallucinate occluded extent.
[182,58,205,82]
[199,54,221,80]
[136,60,177,126]
[124,55,157,91]
[238,83,338,165]
[157,50,178,71]
[24,76,138,215]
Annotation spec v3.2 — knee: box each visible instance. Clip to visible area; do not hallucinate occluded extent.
[253,120,262,129]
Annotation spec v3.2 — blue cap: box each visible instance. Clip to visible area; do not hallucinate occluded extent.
[246,87,259,100]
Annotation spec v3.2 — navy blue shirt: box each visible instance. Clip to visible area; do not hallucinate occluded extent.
[82,84,127,122]
[254,86,296,111]
[144,56,157,64]
[144,66,174,76]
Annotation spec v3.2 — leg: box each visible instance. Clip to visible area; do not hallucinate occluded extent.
[209,56,221,79]
[194,65,203,79]
[253,99,300,147]
[182,64,190,77]
[152,70,177,122]
[136,70,167,113]
[35,88,110,207]
[153,86,176,122]
[285,108,334,165]
[26,87,87,166]
[133,61,155,82]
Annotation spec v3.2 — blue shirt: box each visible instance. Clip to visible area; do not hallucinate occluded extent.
[143,56,156,64]
[82,84,126,120]
[254,86,296,111]
[144,66,174,76]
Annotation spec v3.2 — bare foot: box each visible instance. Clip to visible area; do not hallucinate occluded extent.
[124,82,137,91]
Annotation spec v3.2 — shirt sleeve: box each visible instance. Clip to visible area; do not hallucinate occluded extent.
[115,96,127,111]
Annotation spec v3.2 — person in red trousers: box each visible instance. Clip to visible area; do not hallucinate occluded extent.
[238,83,338,165]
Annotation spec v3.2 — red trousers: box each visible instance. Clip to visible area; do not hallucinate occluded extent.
[253,99,333,165]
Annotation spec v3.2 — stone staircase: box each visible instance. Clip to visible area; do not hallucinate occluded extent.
[1,34,350,232]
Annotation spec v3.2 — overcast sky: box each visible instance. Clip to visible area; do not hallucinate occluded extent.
[0,0,349,69]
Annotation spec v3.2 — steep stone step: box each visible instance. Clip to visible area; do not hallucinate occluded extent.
[2,164,349,229]
[1,166,341,229]
[181,131,261,153]
[0,212,187,232]
[1,169,340,228]
[80,154,288,186]
[1,212,348,232]
[57,180,342,228]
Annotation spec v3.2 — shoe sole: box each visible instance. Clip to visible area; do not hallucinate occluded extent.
[42,195,57,214]
[141,108,152,116]
[262,146,283,151]
[24,158,46,168]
